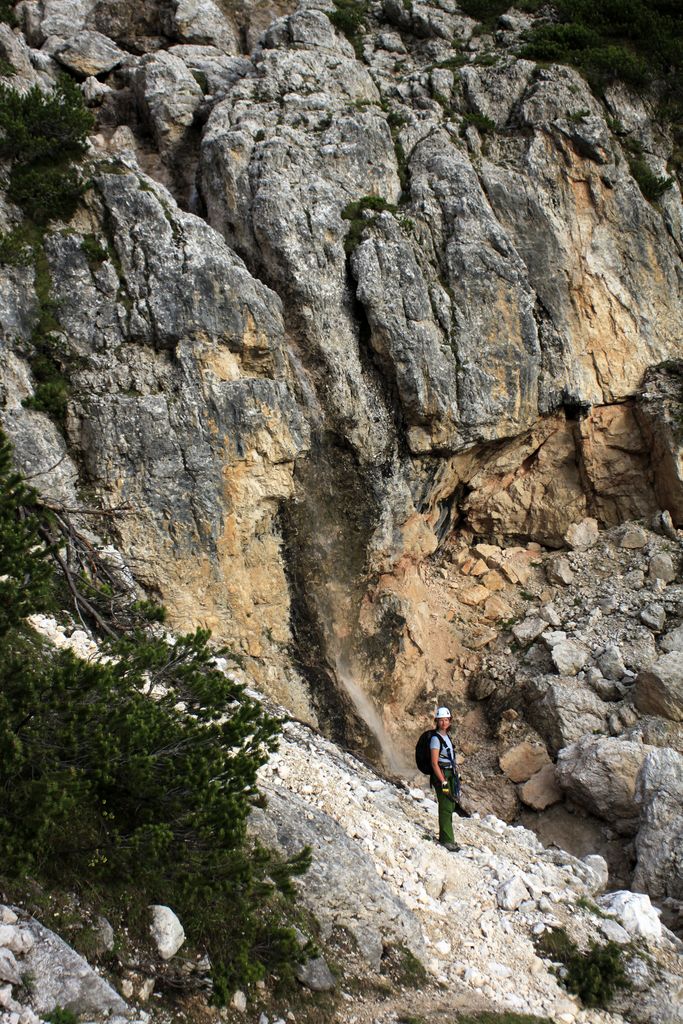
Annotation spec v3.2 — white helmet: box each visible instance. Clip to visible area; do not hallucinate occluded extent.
[434,706,452,719]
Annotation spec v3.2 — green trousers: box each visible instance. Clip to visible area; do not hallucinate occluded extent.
[434,767,456,844]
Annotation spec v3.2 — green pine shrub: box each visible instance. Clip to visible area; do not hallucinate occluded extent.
[329,0,370,59]
[0,76,93,224]
[0,429,312,995]
[522,0,682,98]
[341,195,398,252]
[628,155,674,200]
[0,0,16,26]
[461,111,497,134]
[536,927,630,1008]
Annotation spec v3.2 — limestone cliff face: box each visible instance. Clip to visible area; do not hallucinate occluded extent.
[1,0,682,746]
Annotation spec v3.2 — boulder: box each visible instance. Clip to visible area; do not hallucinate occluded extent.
[633,747,683,902]
[598,644,626,680]
[556,736,650,826]
[532,683,608,754]
[648,552,677,583]
[597,891,662,942]
[294,956,336,992]
[53,30,125,75]
[174,0,239,52]
[133,50,203,156]
[640,603,666,632]
[497,877,530,911]
[519,764,562,810]
[18,915,128,1016]
[635,652,683,721]
[149,906,185,960]
[564,517,599,550]
[662,626,683,654]
[499,740,550,783]
[249,787,424,969]
[551,639,589,676]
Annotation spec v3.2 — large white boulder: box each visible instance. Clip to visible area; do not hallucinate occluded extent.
[597,891,662,941]
[556,735,651,825]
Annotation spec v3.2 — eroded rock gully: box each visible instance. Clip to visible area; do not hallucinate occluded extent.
[1,0,683,982]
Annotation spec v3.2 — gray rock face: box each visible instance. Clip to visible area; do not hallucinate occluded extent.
[633,747,683,901]
[249,787,424,969]
[635,652,683,721]
[556,735,651,827]
[20,915,128,1016]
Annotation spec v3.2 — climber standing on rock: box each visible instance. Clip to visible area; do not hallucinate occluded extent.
[430,707,460,852]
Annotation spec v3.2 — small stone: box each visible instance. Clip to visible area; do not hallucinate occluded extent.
[598,918,630,944]
[546,557,574,585]
[648,552,676,584]
[0,948,21,985]
[620,525,648,549]
[662,626,683,653]
[582,854,609,890]
[598,593,618,614]
[0,911,17,927]
[459,584,490,606]
[138,978,155,1002]
[565,518,599,550]
[232,990,247,1012]
[0,986,11,1009]
[640,603,666,632]
[608,712,623,736]
[483,594,513,621]
[540,603,562,627]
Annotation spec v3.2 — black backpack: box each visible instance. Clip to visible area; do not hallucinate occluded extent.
[415,729,451,775]
[415,730,462,799]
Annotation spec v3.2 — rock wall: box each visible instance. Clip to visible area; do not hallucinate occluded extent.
[1,0,683,863]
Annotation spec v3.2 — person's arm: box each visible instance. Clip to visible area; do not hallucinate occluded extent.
[430,745,446,785]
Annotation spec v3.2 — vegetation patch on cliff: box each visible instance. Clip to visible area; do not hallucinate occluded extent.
[536,927,630,1008]
[0,430,312,998]
[0,76,93,223]
[522,0,682,97]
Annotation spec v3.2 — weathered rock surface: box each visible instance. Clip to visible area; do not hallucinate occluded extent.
[11,911,129,1016]
[633,748,683,902]
[556,736,650,827]
[249,787,424,969]
[636,652,683,721]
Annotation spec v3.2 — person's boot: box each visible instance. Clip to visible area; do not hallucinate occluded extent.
[439,840,461,852]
